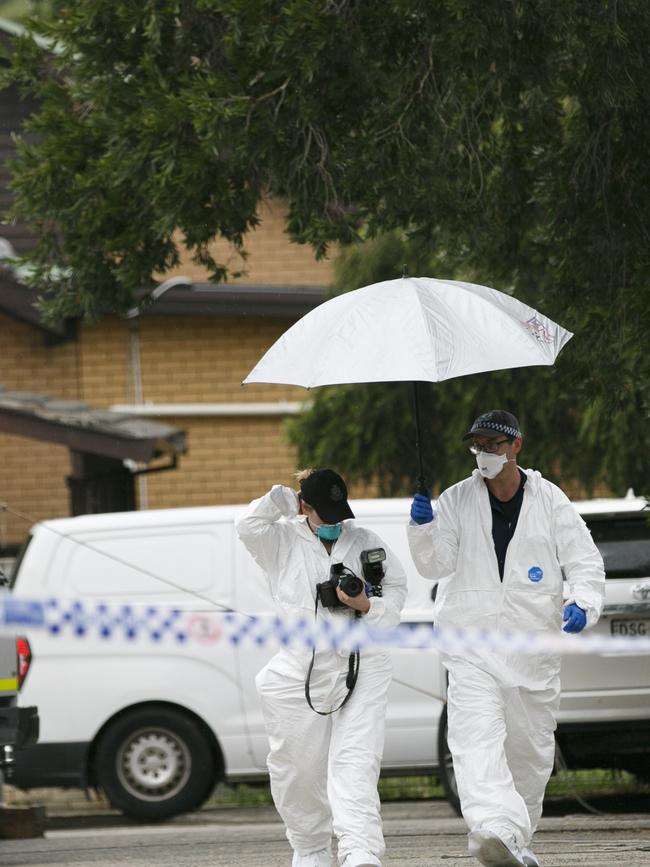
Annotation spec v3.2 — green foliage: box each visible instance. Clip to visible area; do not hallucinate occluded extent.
[2,1,650,492]
[288,366,587,497]
[203,769,649,809]
[0,0,49,21]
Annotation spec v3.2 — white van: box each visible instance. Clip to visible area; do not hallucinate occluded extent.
[9,498,448,819]
[9,494,650,819]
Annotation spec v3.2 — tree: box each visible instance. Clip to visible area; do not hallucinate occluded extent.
[3,1,650,492]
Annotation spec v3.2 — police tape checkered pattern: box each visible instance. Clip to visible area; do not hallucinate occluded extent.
[1,597,649,656]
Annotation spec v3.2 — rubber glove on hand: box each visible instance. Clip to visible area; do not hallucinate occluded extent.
[410,493,434,525]
[563,603,587,633]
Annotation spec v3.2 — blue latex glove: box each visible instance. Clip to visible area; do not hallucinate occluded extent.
[563,603,587,633]
[410,493,434,525]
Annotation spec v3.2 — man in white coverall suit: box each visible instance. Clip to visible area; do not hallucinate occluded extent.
[236,468,407,867]
[408,411,605,867]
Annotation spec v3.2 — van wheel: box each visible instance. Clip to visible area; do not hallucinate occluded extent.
[437,703,461,816]
[94,706,215,820]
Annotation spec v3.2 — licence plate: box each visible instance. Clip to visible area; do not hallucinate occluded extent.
[610,618,650,637]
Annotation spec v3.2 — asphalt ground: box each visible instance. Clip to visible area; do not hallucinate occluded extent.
[2,797,650,867]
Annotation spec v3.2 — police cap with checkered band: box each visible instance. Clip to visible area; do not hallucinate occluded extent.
[462,410,522,441]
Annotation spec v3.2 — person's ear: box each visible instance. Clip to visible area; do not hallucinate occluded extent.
[512,437,523,455]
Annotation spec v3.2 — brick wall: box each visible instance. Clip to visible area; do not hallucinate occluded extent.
[0,201,377,548]
[0,432,71,547]
[133,314,306,404]
[159,198,335,286]
[143,415,299,508]
[0,312,80,398]
[0,313,79,546]
[78,312,378,510]
[77,316,134,406]
[77,313,309,510]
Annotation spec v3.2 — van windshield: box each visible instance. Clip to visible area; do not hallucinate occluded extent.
[586,516,650,579]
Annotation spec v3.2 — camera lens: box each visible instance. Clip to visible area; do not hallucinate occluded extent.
[339,570,363,597]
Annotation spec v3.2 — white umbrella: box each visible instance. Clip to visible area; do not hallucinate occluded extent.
[244,276,573,485]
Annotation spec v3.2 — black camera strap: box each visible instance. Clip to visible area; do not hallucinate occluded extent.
[304,596,360,716]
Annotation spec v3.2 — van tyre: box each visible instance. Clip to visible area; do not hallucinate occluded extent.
[95,706,215,820]
[437,703,462,816]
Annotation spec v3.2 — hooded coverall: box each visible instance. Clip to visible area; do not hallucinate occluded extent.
[407,468,605,851]
[236,486,407,867]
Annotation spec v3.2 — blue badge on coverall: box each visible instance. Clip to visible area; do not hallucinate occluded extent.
[528,566,543,583]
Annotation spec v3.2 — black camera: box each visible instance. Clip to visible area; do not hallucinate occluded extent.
[316,563,364,609]
[316,548,386,609]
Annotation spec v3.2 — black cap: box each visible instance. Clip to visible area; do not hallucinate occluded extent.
[299,469,355,524]
[462,410,522,441]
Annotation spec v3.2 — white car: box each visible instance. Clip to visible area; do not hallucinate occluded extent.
[554,494,650,781]
[8,494,650,819]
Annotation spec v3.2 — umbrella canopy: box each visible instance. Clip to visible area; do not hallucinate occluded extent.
[243,277,573,388]
[244,276,573,491]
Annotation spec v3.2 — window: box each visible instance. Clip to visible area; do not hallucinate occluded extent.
[586,515,650,580]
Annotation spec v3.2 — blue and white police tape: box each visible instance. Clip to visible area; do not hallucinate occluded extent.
[1,596,650,656]
[0,596,190,643]
[222,611,650,657]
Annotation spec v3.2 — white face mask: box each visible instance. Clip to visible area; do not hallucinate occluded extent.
[475,451,510,479]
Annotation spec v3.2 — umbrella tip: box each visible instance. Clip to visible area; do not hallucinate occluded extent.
[402,263,408,278]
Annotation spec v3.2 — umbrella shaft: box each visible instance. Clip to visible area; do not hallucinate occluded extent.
[412,382,427,494]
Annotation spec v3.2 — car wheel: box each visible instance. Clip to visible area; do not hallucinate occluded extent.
[94,706,216,820]
[437,703,461,816]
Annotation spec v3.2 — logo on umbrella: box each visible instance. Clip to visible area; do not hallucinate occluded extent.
[523,315,554,344]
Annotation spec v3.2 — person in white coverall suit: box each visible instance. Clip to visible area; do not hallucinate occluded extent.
[408,411,605,867]
[236,468,407,867]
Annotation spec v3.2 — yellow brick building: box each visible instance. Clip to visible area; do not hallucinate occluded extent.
[0,198,353,550]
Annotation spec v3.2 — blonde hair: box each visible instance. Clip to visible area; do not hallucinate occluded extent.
[294,468,315,483]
